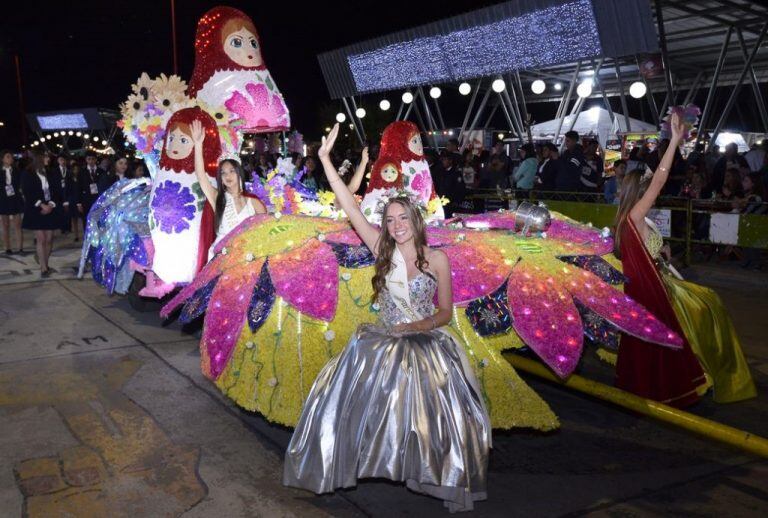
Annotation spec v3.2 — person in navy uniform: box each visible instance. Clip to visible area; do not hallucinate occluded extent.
[77,151,115,218]
[52,154,81,240]
[0,150,25,254]
[22,151,63,277]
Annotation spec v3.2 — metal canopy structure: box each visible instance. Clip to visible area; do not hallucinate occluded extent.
[26,108,121,155]
[317,0,768,149]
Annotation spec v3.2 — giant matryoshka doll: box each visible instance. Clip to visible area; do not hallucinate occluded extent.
[359,158,402,223]
[151,107,221,285]
[360,121,444,223]
[188,6,290,133]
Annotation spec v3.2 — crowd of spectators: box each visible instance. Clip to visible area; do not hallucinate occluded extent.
[4,133,767,274]
[1,149,149,275]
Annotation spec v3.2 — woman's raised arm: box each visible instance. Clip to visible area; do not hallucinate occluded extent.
[191,120,217,209]
[319,124,380,253]
[346,146,368,194]
[630,112,685,226]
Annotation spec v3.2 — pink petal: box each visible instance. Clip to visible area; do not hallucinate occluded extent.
[507,263,583,378]
[425,226,457,247]
[443,243,506,304]
[245,82,269,109]
[325,229,366,246]
[224,90,252,122]
[161,254,223,318]
[201,263,262,379]
[561,265,684,348]
[547,219,613,255]
[268,240,338,321]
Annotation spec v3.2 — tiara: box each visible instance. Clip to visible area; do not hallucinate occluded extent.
[218,152,241,164]
[373,189,427,216]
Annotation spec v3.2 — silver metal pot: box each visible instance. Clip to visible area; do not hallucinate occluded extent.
[514,201,552,234]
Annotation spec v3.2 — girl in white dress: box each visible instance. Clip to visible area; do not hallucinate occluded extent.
[189,120,266,255]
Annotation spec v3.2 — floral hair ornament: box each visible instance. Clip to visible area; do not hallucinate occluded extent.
[660,104,700,141]
[374,188,428,217]
[218,151,241,164]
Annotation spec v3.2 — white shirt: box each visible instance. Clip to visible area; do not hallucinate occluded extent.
[3,166,11,186]
[35,171,56,207]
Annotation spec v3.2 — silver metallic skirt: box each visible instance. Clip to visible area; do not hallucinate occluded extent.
[283,324,491,512]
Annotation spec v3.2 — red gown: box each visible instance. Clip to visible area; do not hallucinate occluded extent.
[615,218,707,407]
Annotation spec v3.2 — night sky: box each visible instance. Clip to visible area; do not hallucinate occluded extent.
[0,0,506,149]
[2,0,757,151]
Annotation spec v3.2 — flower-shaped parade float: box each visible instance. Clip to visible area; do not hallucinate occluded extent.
[80,5,766,458]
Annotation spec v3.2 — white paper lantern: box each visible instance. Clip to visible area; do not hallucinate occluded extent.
[335,112,347,123]
[429,86,442,99]
[554,82,563,91]
[492,79,506,93]
[402,91,414,104]
[355,107,366,118]
[531,80,546,94]
[379,99,391,110]
[458,82,471,95]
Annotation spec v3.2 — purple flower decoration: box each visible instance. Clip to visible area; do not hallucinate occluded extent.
[151,180,196,233]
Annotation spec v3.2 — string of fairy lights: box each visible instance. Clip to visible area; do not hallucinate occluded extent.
[25,131,134,157]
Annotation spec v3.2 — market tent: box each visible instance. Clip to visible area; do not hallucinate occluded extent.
[715,132,749,152]
[530,107,657,146]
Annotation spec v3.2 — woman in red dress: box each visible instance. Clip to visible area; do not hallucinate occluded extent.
[614,112,756,406]
[613,113,708,407]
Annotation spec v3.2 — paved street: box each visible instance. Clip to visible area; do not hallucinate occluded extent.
[1,235,767,517]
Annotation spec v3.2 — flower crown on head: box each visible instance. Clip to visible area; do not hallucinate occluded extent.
[374,188,427,217]
[218,152,241,164]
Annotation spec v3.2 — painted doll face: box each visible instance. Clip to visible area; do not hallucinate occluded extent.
[380,163,399,183]
[224,27,263,68]
[407,132,423,156]
[166,128,194,160]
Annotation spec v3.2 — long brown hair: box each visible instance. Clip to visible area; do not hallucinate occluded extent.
[613,168,648,258]
[371,197,430,302]
[214,159,245,231]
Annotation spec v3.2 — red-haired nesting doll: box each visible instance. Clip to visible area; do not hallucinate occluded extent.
[188,6,289,133]
[151,107,220,284]
[360,121,444,223]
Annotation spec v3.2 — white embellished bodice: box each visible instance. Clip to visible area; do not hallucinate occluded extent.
[216,192,256,243]
[379,271,436,326]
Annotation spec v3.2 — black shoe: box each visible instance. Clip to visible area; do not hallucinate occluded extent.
[41,269,51,278]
